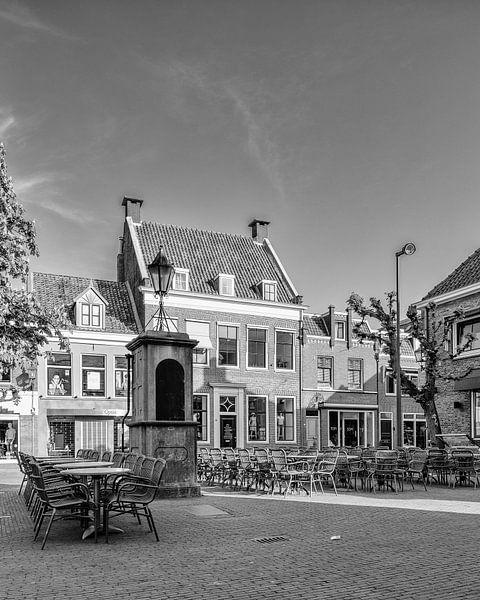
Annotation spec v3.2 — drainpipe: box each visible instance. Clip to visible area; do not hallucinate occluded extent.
[121,353,133,451]
[298,310,305,448]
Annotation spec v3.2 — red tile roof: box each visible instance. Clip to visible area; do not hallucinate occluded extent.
[423,248,480,300]
[33,273,137,335]
[135,222,297,303]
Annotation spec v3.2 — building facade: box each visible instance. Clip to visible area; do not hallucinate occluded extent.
[301,308,423,449]
[416,248,480,442]
[117,197,306,450]
[23,274,138,456]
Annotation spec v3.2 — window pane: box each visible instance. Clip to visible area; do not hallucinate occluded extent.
[82,355,105,368]
[115,356,127,369]
[248,396,267,441]
[248,328,266,368]
[277,397,294,441]
[82,370,105,396]
[193,348,208,364]
[115,370,128,397]
[276,331,294,369]
[193,394,208,441]
[218,326,238,366]
[47,353,71,367]
[47,367,72,396]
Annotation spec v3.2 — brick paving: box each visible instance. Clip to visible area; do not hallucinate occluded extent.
[2,462,480,599]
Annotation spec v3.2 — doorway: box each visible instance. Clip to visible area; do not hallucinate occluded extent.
[220,415,237,448]
[343,416,359,447]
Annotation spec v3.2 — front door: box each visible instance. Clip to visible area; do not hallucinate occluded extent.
[220,415,237,448]
[343,416,358,447]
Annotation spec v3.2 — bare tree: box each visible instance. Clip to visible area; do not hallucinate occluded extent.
[347,292,471,447]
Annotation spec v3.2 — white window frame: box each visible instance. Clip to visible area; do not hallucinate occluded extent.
[335,321,346,340]
[454,314,480,359]
[193,393,209,443]
[347,358,363,390]
[260,280,277,302]
[79,302,103,328]
[274,329,295,372]
[246,325,268,371]
[217,274,235,297]
[186,320,211,367]
[275,396,296,443]
[217,323,240,368]
[81,354,106,398]
[385,369,419,396]
[46,352,73,397]
[173,268,189,291]
[247,395,268,443]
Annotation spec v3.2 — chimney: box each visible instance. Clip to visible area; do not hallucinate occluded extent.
[117,236,124,282]
[346,306,353,349]
[122,196,144,223]
[248,218,270,243]
[329,305,335,348]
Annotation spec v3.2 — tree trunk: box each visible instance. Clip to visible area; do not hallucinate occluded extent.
[421,398,443,448]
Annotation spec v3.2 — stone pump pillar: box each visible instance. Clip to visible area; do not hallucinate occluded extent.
[127,330,200,497]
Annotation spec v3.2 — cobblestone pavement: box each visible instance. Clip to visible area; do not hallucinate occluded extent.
[2,462,480,600]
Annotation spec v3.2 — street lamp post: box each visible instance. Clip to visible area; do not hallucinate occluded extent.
[395,242,416,448]
[147,247,175,331]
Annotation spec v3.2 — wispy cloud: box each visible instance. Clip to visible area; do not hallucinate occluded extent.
[165,60,288,202]
[0,2,77,40]
[14,173,99,225]
[0,106,16,139]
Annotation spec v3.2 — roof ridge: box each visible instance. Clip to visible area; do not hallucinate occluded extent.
[141,220,259,242]
[34,271,121,285]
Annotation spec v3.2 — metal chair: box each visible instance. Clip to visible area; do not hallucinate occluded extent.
[405,449,428,491]
[103,458,166,543]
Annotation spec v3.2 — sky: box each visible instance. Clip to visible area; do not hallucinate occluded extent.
[1,0,480,316]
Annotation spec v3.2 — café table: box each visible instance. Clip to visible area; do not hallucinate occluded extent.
[60,466,130,542]
[58,461,114,469]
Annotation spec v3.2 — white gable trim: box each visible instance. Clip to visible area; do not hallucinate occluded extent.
[73,285,108,306]
[127,217,149,280]
[263,238,299,298]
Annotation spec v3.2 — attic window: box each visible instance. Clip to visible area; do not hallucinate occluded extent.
[74,285,107,329]
[173,268,189,291]
[260,280,277,302]
[217,274,235,297]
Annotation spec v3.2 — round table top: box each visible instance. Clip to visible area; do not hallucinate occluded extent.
[58,461,114,469]
[60,466,130,476]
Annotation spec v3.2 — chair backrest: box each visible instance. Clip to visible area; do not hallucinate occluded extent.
[150,458,167,487]
[111,452,125,467]
[209,448,223,467]
[254,448,270,467]
[318,449,339,473]
[270,449,287,471]
[409,449,427,470]
[76,448,86,458]
[101,451,112,462]
[223,448,236,462]
[123,452,140,470]
[237,448,252,468]
[138,457,156,480]
[451,449,474,468]
[89,450,100,461]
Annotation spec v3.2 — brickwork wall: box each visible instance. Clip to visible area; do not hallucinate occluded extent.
[426,291,480,436]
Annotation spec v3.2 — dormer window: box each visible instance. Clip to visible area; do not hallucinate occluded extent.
[173,268,189,291]
[216,274,235,297]
[81,303,101,327]
[74,284,107,329]
[259,280,277,302]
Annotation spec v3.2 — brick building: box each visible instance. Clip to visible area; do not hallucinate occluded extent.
[301,308,423,449]
[14,274,139,457]
[117,197,305,449]
[416,248,480,441]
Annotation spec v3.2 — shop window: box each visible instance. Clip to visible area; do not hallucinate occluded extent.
[193,394,208,441]
[48,420,74,455]
[247,396,267,441]
[47,353,72,396]
[275,330,294,370]
[403,413,427,448]
[247,328,267,369]
[114,356,129,397]
[82,355,106,397]
[276,397,295,442]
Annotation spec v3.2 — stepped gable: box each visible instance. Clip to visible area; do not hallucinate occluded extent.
[423,248,480,300]
[33,272,138,334]
[136,221,295,302]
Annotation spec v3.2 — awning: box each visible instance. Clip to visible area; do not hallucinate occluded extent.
[454,369,480,391]
[185,321,213,350]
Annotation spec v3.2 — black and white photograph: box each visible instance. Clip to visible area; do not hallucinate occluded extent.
[2,1,480,598]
